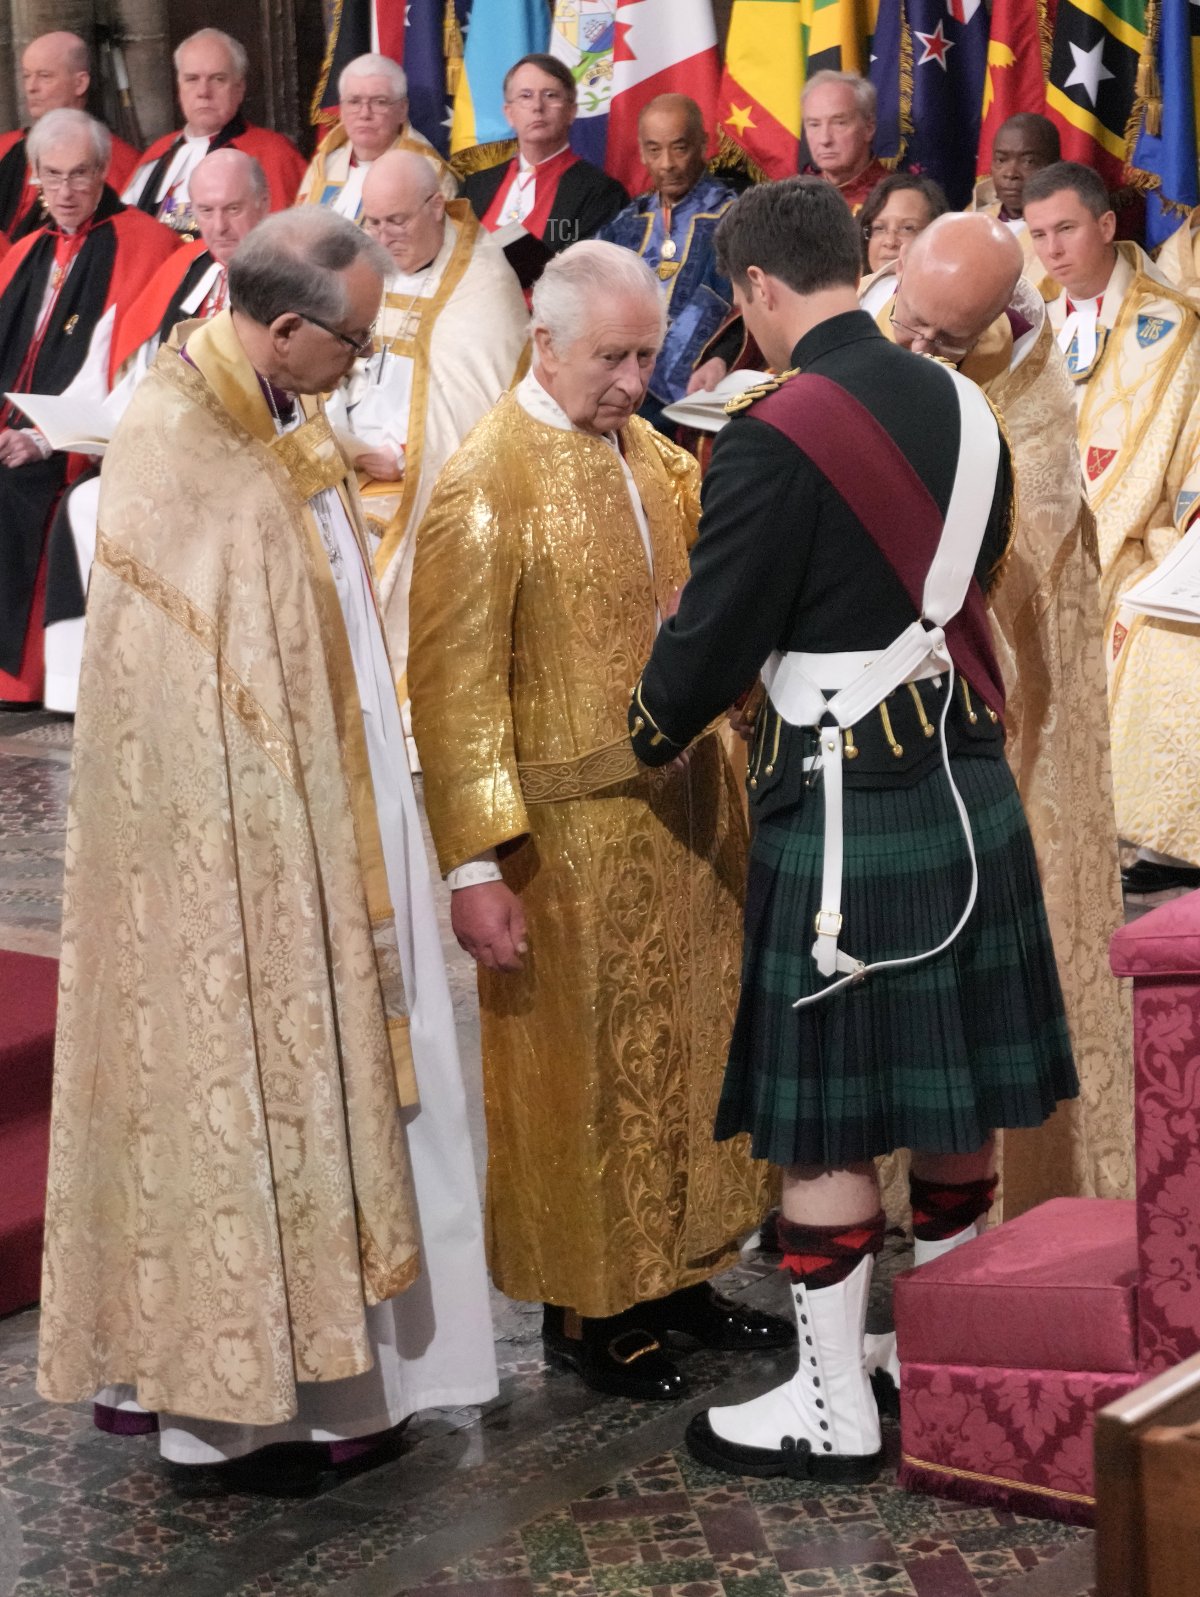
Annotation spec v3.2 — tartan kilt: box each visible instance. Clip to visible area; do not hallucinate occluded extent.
[716,749,1079,1166]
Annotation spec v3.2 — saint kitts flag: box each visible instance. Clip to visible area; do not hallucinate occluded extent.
[606,0,721,192]
[1044,0,1144,188]
[311,0,451,153]
[976,0,1047,173]
[718,0,806,178]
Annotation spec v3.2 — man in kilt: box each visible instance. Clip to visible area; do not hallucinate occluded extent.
[629,178,1078,1484]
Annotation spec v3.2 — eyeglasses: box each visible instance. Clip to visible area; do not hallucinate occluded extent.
[889,310,972,361]
[864,220,925,241]
[361,192,437,235]
[298,312,375,357]
[506,88,570,106]
[38,164,102,191]
[342,94,402,113]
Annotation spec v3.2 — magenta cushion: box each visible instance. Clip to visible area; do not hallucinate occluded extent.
[1110,886,1200,978]
[899,1361,1142,1526]
[895,1198,1139,1372]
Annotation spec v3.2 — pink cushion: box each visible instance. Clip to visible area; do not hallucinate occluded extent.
[1110,887,1200,978]
[895,1198,1138,1372]
[899,1361,1142,1526]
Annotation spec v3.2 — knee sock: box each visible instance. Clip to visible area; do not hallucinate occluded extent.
[776,1210,886,1289]
[909,1173,997,1242]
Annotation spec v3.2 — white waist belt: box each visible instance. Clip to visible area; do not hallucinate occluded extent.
[759,365,1000,1008]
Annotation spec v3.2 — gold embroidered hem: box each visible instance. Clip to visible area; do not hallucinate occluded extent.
[38,317,420,1426]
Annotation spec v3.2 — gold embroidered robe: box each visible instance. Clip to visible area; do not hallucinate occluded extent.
[297,119,459,212]
[408,393,768,1318]
[1156,204,1200,292]
[980,314,1133,1213]
[1047,243,1200,861]
[38,311,420,1426]
[863,280,1133,1220]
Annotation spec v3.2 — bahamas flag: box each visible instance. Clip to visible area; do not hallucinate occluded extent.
[1045,0,1144,187]
[1129,0,1200,248]
[450,0,548,156]
[717,0,805,178]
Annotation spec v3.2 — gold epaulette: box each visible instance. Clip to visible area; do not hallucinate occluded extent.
[723,367,799,416]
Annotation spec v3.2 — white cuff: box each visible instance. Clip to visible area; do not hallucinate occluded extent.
[446,849,503,891]
[29,429,54,460]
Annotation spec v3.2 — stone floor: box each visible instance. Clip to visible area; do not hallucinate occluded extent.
[0,709,1102,1597]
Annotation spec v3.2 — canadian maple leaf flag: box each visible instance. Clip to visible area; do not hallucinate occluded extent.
[605,0,722,193]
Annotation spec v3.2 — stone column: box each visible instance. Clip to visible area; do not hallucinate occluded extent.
[112,0,173,143]
[0,0,17,131]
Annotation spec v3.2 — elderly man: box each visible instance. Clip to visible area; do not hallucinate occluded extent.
[971,112,1059,268]
[598,95,738,429]
[326,150,526,757]
[1025,161,1200,894]
[801,70,887,215]
[0,110,177,707]
[465,53,627,286]
[0,31,140,241]
[299,54,457,221]
[41,150,273,714]
[629,179,1076,1481]
[861,216,1131,1384]
[37,207,496,1483]
[409,240,778,1401]
[122,28,305,237]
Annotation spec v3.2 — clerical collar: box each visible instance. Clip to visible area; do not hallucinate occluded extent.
[518,368,620,448]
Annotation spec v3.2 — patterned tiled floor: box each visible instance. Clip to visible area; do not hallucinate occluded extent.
[0,713,1100,1597]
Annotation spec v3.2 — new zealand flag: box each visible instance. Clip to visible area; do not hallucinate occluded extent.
[904,0,989,208]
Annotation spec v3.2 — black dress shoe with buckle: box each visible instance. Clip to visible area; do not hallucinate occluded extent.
[543,1305,688,1400]
[642,1282,795,1352]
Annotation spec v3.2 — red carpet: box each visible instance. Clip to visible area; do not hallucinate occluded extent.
[0,950,57,1316]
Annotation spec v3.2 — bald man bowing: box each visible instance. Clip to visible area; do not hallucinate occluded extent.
[881,214,1131,1230]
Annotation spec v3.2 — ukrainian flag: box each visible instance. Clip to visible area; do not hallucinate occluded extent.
[1130,0,1200,249]
[450,0,548,157]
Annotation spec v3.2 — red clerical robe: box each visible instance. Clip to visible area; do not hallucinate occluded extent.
[0,191,178,702]
[0,127,141,242]
[124,116,306,232]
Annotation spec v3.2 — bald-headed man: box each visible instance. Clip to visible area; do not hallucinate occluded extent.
[599,95,738,428]
[867,212,1131,1255]
[122,28,304,237]
[0,32,140,241]
[298,52,457,222]
[327,149,527,755]
[42,150,273,713]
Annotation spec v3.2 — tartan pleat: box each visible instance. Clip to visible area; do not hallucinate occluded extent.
[716,753,1079,1165]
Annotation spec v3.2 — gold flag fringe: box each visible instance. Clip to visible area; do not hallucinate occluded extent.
[444,0,465,102]
[1123,0,1162,194]
[1037,0,1052,81]
[450,137,517,179]
[309,0,344,127]
[713,130,769,185]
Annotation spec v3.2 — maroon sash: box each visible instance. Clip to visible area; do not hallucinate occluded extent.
[752,372,1007,718]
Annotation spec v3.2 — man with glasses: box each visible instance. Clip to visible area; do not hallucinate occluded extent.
[465,53,627,288]
[0,108,177,707]
[122,28,305,237]
[37,205,497,1489]
[0,31,140,243]
[327,149,527,761]
[299,53,457,223]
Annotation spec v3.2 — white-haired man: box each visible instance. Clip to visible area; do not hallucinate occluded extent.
[0,110,177,707]
[122,28,305,237]
[326,150,526,757]
[42,149,273,714]
[409,239,780,1402]
[299,53,457,221]
[0,30,140,242]
[801,70,886,215]
[37,206,496,1487]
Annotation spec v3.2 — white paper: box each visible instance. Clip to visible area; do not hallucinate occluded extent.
[5,388,126,455]
[1121,518,1200,624]
[660,369,772,434]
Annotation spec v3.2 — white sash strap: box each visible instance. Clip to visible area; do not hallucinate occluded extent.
[760,368,1000,1005]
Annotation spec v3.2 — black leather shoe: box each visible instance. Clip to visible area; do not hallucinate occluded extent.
[543,1306,687,1400]
[643,1283,795,1352]
[1122,860,1200,894]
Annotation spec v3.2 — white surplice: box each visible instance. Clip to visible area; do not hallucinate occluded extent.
[97,418,497,1463]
